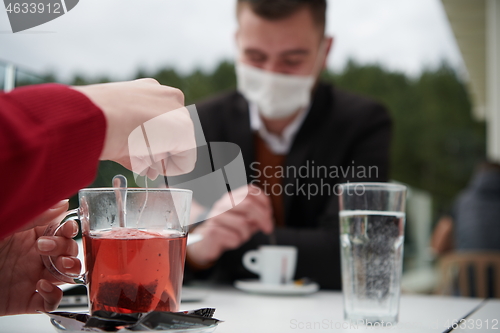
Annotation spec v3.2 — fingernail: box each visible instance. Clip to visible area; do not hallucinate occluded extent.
[62,257,74,269]
[37,238,56,252]
[50,199,69,210]
[71,222,79,237]
[39,280,53,293]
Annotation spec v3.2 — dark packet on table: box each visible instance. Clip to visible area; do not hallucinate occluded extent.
[84,311,142,331]
[126,311,222,331]
[178,308,216,318]
[44,308,219,332]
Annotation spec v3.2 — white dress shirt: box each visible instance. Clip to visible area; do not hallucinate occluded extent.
[249,102,310,155]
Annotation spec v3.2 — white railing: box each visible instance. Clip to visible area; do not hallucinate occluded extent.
[4,63,16,92]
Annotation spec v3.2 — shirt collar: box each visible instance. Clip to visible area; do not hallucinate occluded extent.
[249,102,310,155]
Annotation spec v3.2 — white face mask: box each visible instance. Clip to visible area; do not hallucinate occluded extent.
[236,40,326,120]
[236,62,315,119]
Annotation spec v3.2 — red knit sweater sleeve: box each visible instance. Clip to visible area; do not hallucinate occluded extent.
[0,84,106,239]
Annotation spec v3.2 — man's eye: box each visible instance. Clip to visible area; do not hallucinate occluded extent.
[248,55,266,63]
[283,59,302,67]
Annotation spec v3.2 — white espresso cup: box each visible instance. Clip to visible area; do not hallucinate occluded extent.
[242,245,298,285]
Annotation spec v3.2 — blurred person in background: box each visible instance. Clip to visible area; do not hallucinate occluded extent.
[431,214,454,255]
[431,161,500,255]
[186,0,392,289]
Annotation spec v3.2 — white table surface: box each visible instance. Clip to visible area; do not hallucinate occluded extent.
[0,286,498,333]
[455,299,500,332]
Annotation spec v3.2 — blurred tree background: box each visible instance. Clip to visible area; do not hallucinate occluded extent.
[21,60,485,221]
[322,61,486,217]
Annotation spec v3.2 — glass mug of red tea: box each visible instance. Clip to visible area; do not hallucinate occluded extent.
[41,188,192,314]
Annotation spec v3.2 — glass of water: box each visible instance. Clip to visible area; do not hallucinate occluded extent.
[338,183,407,325]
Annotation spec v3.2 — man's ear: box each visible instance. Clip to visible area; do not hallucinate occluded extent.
[322,36,334,70]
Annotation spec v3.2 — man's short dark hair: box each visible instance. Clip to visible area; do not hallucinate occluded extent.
[237,0,327,34]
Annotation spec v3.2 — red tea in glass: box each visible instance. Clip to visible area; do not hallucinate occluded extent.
[41,188,192,315]
[83,228,187,314]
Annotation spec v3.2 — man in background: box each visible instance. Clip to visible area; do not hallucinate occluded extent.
[186,0,392,289]
[431,161,500,255]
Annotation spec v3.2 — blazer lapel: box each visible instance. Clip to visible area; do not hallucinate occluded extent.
[224,93,256,183]
[282,84,334,221]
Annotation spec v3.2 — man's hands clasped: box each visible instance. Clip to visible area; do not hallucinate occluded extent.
[187,185,274,267]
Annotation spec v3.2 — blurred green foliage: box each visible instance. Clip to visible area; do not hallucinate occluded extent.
[322,61,485,216]
[36,60,487,219]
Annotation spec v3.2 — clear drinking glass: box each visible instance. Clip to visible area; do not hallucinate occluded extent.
[338,183,407,325]
[42,188,192,314]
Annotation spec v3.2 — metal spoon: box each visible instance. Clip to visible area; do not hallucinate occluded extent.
[112,174,127,227]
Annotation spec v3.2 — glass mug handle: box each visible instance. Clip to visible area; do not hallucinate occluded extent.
[40,208,85,284]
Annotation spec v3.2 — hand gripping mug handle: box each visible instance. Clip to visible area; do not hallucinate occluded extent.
[40,208,85,284]
[242,250,260,275]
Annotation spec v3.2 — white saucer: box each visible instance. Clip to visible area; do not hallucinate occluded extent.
[234,279,319,296]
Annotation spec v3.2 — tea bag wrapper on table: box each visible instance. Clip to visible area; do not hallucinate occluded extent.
[44,308,221,332]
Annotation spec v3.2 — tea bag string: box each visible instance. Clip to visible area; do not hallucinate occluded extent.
[137,175,149,227]
[136,123,156,227]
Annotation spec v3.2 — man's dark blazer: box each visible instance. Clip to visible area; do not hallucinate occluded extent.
[188,82,392,290]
